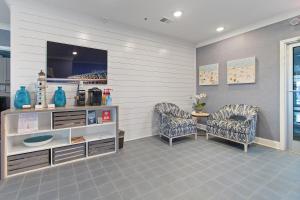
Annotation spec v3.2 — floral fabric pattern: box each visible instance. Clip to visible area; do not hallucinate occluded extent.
[207,104,259,144]
[154,103,197,138]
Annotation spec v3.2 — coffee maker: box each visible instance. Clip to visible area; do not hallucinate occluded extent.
[76,81,86,106]
[88,87,102,106]
[76,90,86,106]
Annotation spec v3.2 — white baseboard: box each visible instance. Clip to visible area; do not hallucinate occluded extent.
[125,134,282,150]
[255,137,281,150]
[124,133,158,142]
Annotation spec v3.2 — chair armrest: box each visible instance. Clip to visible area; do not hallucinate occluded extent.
[243,114,257,126]
[208,111,223,120]
[242,115,258,143]
[178,110,192,119]
[160,113,176,127]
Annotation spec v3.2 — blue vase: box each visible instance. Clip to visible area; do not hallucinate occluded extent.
[14,86,31,109]
[54,86,66,107]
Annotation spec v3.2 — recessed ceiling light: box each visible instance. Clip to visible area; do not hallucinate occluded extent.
[216,27,224,32]
[72,51,78,55]
[173,11,183,18]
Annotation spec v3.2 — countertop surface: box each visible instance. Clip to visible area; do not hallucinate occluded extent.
[1,105,118,115]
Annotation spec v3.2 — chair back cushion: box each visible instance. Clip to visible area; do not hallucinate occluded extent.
[229,115,247,121]
[154,102,180,117]
[221,104,258,118]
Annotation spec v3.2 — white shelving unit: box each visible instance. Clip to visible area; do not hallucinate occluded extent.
[8,138,69,156]
[1,105,118,178]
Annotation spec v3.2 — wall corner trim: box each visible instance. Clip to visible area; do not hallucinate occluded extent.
[254,137,281,150]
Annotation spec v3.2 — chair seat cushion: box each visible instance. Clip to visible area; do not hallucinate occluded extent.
[207,119,249,134]
[164,124,197,137]
[162,117,197,138]
[170,117,196,128]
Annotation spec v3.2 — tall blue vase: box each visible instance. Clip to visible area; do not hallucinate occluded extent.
[54,86,66,107]
[14,86,31,109]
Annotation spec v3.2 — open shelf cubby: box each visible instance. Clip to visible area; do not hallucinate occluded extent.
[72,122,116,142]
[5,112,52,135]
[7,129,70,156]
[1,105,118,178]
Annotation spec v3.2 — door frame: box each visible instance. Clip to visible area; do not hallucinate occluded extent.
[280,36,300,150]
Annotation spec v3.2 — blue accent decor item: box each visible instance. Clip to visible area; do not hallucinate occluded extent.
[14,86,31,109]
[23,135,54,147]
[54,86,66,107]
[106,94,112,106]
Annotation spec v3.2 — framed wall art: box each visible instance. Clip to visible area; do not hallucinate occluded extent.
[199,63,219,86]
[227,57,256,84]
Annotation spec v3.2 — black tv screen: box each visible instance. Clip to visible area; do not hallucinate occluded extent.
[47,41,107,84]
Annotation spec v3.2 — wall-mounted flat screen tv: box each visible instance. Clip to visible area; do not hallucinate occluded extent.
[47,41,107,84]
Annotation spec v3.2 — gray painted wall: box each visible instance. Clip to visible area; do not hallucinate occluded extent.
[197,19,300,141]
[0,29,10,47]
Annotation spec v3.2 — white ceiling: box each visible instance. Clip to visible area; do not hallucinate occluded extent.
[2,0,300,45]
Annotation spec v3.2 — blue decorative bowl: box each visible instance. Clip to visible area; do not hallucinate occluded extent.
[23,135,54,147]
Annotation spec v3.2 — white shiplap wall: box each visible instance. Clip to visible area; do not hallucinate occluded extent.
[10,2,196,141]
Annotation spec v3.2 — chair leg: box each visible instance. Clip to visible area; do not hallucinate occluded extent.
[194,133,197,140]
[206,133,209,140]
[169,138,173,147]
[244,144,248,152]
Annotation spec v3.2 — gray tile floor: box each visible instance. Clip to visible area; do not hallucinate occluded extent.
[0,136,300,200]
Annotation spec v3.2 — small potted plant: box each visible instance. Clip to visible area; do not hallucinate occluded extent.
[193,93,207,113]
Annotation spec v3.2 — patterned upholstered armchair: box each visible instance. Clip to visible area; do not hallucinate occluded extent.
[207,104,259,152]
[154,103,197,146]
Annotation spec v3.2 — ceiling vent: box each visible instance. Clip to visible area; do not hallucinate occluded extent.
[289,17,300,26]
[160,17,173,24]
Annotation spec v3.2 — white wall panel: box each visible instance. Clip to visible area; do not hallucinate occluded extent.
[10,3,195,141]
